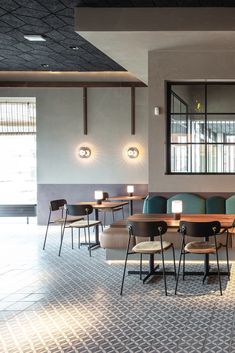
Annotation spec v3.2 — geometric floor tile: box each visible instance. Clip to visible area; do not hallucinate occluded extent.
[0,222,235,353]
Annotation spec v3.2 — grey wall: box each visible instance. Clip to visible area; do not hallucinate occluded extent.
[148,50,235,192]
[0,87,148,223]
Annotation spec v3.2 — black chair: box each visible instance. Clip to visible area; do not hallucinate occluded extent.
[43,199,83,251]
[175,221,230,296]
[120,220,176,296]
[99,192,125,226]
[59,204,102,257]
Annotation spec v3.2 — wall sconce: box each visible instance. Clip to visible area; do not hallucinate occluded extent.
[94,190,103,204]
[79,146,91,158]
[172,200,183,220]
[127,185,134,196]
[127,147,139,159]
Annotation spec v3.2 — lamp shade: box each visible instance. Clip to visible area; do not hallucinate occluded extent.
[172,200,183,214]
[94,190,103,201]
[127,185,134,194]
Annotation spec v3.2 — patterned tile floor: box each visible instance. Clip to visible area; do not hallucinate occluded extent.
[0,221,235,353]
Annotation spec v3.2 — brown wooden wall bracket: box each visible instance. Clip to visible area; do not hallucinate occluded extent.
[131,87,135,135]
[83,87,87,135]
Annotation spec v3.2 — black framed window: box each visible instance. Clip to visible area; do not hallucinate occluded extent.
[167,82,235,174]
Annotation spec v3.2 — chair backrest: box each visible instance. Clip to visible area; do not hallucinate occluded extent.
[50,199,67,211]
[206,196,226,214]
[66,204,93,216]
[179,221,221,238]
[102,192,109,201]
[128,220,167,238]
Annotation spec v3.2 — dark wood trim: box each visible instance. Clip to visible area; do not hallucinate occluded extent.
[0,81,147,88]
[131,87,135,135]
[83,87,88,135]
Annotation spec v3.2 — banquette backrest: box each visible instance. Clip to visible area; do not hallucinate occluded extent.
[167,193,205,214]
[143,193,233,214]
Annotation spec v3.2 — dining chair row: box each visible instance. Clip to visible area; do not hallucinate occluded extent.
[42,199,102,257]
[120,219,230,296]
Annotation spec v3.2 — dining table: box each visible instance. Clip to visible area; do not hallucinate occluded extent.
[127,213,235,279]
[108,195,147,215]
[78,201,128,249]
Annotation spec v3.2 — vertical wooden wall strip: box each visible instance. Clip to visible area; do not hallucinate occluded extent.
[131,87,135,135]
[83,87,88,135]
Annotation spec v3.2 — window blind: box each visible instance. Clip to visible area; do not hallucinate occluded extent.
[0,102,36,135]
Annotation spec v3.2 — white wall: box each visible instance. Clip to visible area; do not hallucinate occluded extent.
[148,50,235,192]
[0,87,148,185]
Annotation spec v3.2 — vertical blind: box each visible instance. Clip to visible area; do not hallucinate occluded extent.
[0,101,36,135]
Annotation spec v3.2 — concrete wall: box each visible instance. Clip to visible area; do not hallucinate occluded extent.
[148,50,235,193]
[0,87,148,223]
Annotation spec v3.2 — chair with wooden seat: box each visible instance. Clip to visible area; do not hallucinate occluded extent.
[43,199,83,252]
[99,192,125,226]
[60,204,102,257]
[120,220,176,296]
[175,221,230,296]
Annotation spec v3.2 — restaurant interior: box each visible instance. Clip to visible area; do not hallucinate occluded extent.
[1,1,235,353]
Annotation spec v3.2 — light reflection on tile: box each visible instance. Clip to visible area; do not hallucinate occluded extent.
[0,222,234,352]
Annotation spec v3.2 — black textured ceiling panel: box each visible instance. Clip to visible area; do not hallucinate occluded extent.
[0,0,125,72]
[0,0,235,72]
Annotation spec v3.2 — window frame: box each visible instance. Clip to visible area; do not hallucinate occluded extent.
[166,81,235,175]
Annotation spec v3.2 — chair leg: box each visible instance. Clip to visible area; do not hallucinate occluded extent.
[103,212,106,227]
[88,227,91,257]
[78,229,80,249]
[120,250,130,296]
[121,207,124,219]
[172,246,177,280]
[43,212,51,250]
[159,234,167,296]
[140,254,142,280]
[84,228,87,243]
[225,243,230,280]
[161,250,167,296]
[175,242,184,295]
[215,249,222,296]
[71,228,74,249]
[112,211,115,223]
[183,249,185,281]
[58,227,65,256]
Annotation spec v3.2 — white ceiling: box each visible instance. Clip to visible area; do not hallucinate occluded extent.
[75,8,235,84]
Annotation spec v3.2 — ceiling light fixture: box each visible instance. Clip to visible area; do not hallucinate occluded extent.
[70,46,79,50]
[41,64,49,68]
[24,35,46,42]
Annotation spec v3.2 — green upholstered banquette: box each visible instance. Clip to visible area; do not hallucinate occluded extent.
[143,193,235,214]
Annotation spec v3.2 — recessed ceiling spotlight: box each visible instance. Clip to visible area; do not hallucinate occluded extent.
[41,64,49,68]
[70,46,79,50]
[24,34,46,42]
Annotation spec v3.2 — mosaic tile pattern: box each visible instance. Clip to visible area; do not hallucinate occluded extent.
[0,222,235,352]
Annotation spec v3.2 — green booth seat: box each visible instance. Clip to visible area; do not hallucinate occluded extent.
[167,193,206,214]
[206,196,226,214]
[226,195,235,214]
[143,195,167,214]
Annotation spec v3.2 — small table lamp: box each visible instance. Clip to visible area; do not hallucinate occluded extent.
[127,185,134,197]
[172,200,183,220]
[94,190,103,205]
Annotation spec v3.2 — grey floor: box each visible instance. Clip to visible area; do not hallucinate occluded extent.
[0,220,234,353]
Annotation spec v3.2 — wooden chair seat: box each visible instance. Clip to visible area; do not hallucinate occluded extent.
[184,241,218,254]
[133,240,172,254]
